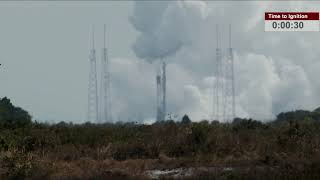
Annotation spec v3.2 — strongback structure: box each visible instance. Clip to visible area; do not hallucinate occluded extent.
[213,24,236,122]
[100,24,112,123]
[88,26,99,122]
[156,60,166,121]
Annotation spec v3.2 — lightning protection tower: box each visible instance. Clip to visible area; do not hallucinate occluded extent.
[213,24,224,121]
[87,26,99,122]
[100,24,112,123]
[162,61,166,121]
[156,74,162,121]
[223,24,236,122]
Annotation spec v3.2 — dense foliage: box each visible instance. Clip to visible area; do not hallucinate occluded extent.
[0,97,31,129]
[1,97,320,179]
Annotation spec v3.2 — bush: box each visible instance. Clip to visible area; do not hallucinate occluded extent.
[111,143,149,161]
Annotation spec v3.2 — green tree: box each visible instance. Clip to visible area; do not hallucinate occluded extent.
[0,97,32,128]
[181,114,191,124]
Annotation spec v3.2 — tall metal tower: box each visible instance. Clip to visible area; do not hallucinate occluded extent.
[156,60,166,121]
[88,26,99,122]
[100,24,112,123]
[213,25,223,121]
[223,24,236,122]
[162,61,166,121]
[156,74,162,121]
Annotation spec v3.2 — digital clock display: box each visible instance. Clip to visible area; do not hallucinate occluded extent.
[265,12,319,32]
[272,21,304,29]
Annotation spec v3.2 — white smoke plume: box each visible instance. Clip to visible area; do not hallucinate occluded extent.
[130,1,209,61]
[109,1,320,122]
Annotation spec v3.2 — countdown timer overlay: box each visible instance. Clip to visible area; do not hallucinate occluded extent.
[265,12,320,32]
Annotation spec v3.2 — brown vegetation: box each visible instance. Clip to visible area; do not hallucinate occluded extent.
[1,97,320,179]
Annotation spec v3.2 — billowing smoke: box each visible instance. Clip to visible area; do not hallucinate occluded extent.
[108,1,320,122]
[130,1,209,61]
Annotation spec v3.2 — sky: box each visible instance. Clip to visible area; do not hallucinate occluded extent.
[0,1,136,123]
[0,1,320,123]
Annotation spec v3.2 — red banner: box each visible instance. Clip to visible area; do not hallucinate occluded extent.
[265,12,319,20]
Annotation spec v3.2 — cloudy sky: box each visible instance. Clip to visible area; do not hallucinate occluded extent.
[0,1,319,123]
